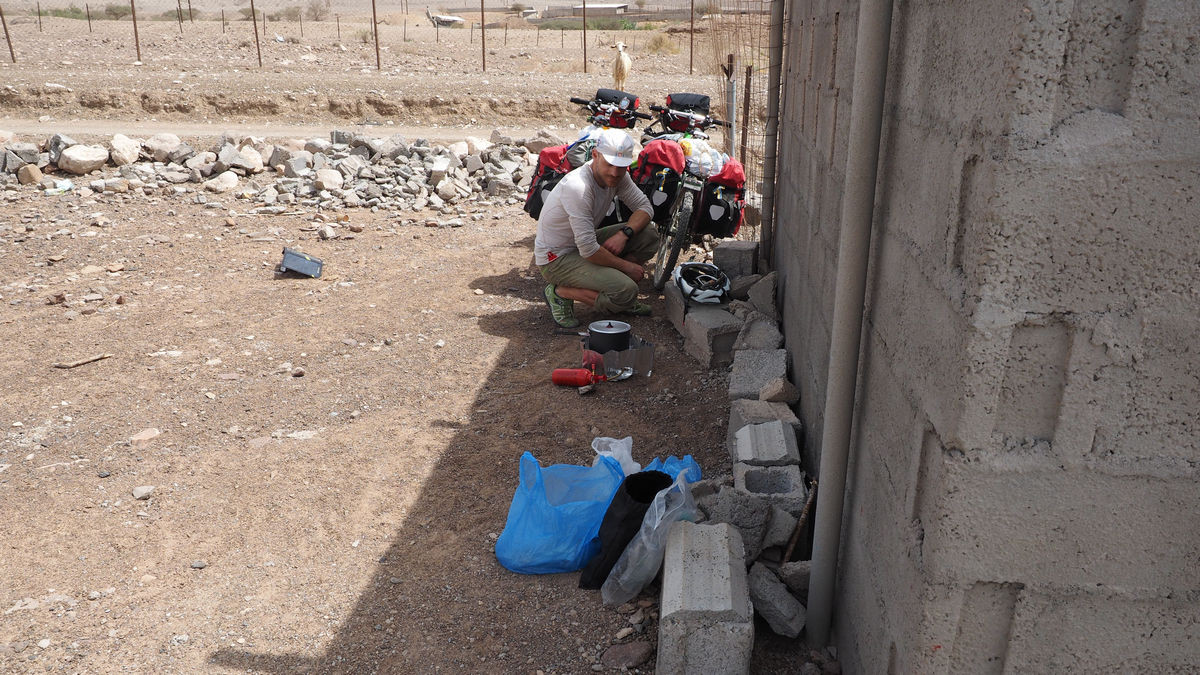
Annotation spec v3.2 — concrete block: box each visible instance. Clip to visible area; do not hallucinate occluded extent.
[697,487,771,559]
[713,239,758,278]
[748,271,778,320]
[729,349,789,400]
[762,504,799,549]
[733,313,783,351]
[733,419,800,467]
[727,399,802,452]
[730,274,762,300]
[760,377,800,404]
[664,280,687,335]
[735,463,808,515]
[748,562,807,638]
[778,560,811,595]
[658,522,753,675]
[683,307,743,369]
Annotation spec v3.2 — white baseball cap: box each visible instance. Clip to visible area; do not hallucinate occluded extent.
[595,129,640,168]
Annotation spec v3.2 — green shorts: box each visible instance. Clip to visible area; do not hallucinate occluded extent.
[539,223,659,313]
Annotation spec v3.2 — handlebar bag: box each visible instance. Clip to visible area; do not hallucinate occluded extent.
[523,144,572,220]
[696,179,745,239]
[665,93,710,115]
[595,88,640,111]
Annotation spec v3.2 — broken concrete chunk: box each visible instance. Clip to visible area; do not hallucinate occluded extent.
[748,562,806,638]
[748,271,778,320]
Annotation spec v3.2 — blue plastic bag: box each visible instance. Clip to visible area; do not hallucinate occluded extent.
[643,455,702,483]
[495,452,625,574]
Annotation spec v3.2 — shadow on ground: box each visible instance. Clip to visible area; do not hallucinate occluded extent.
[208,265,808,673]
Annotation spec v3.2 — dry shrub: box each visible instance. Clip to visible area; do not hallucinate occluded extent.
[644,33,679,55]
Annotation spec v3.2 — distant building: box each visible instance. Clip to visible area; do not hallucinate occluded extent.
[572,3,628,16]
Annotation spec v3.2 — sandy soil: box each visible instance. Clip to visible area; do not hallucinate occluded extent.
[0,13,817,675]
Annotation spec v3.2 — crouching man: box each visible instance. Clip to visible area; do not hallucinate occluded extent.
[533,129,658,328]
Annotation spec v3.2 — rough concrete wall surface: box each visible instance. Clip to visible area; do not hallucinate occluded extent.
[774,0,1200,672]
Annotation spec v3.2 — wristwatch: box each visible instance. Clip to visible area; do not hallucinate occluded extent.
[620,225,635,238]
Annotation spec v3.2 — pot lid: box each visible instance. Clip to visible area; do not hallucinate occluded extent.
[588,320,631,334]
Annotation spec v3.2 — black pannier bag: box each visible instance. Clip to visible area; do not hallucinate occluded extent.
[695,158,747,239]
[630,139,686,224]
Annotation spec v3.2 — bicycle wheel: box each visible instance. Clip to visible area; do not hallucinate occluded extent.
[652,189,694,290]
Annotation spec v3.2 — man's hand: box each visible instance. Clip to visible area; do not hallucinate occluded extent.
[602,232,628,256]
[623,261,645,283]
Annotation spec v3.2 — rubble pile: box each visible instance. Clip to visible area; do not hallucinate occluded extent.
[0,128,569,214]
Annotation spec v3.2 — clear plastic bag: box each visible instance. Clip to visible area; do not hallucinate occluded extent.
[600,472,698,605]
[592,436,642,476]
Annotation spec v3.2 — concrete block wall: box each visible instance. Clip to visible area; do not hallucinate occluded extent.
[775,0,1200,672]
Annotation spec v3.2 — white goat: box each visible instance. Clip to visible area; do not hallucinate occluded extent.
[612,42,631,92]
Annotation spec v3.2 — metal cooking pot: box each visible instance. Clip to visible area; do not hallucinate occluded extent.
[588,320,631,353]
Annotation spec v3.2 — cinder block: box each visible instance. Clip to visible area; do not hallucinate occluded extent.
[733,419,801,467]
[735,463,808,515]
[727,399,803,451]
[664,280,686,335]
[682,307,743,368]
[658,522,754,675]
[748,562,807,638]
[729,349,789,400]
[697,487,772,559]
[713,240,758,278]
[733,313,783,351]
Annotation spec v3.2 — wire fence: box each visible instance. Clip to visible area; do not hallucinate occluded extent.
[1,0,776,233]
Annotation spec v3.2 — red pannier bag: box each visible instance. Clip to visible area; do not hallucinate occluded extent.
[696,158,746,238]
[523,144,572,220]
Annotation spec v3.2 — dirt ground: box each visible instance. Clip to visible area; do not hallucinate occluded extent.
[0,13,819,675]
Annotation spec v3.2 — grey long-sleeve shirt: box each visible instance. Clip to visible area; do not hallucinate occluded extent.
[532,161,654,266]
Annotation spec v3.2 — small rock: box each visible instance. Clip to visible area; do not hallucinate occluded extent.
[172,634,189,645]
[88,590,101,601]
[190,560,207,569]
[473,288,484,295]
[132,485,155,500]
[291,367,306,377]
[130,427,160,446]
[628,608,645,625]
[434,339,445,348]
[17,164,43,185]
[97,471,111,478]
[615,627,633,640]
[600,641,653,669]
[318,225,336,240]
[37,639,51,649]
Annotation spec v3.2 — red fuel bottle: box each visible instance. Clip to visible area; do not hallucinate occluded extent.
[552,368,598,386]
